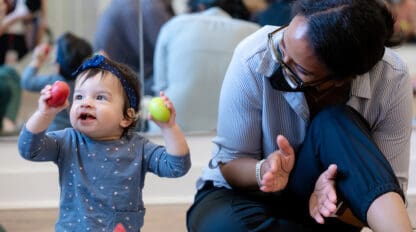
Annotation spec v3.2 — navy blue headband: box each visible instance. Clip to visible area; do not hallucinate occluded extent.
[72,54,138,111]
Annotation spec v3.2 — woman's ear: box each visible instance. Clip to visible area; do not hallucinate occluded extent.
[120,108,136,128]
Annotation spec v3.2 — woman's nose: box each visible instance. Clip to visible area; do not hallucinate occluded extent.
[280,48,291,64]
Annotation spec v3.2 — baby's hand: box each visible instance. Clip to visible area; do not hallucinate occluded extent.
[38,84,69,116]
[148,91,177,129]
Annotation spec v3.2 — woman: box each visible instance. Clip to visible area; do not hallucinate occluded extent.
[186,0,413,231]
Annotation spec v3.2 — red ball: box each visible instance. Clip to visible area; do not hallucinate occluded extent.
[47,81,70,107]
[43,44,50,55]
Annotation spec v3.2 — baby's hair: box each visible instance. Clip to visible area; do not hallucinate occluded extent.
[74,55,142,133]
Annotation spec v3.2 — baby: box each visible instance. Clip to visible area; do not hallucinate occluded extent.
[18,54,191,231]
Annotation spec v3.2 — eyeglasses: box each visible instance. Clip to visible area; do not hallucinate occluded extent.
[267,26,331,90]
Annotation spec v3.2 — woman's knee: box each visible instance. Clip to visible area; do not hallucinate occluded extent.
[186,188,247,232]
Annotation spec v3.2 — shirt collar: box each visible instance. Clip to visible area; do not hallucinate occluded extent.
[201,7,232,19]
[351,73,371,99]
[256,26,283,78]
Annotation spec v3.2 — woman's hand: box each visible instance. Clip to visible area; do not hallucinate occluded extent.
[260,135,295,192]
[309,164,338,224]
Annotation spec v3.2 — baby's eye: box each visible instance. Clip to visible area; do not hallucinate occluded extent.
[96,95,107,101]
[74,94,83,100]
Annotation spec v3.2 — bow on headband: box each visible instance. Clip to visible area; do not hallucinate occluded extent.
[72,55,138,111]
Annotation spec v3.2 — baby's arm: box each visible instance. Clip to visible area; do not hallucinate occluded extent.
[25,84,69,133]
[148,92,189,156]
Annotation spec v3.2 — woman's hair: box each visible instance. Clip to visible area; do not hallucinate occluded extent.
[187,0,251,20]
[384,0,403,4]
[76,57,142,133]
[56,32,92,80]
[292,0,395,78]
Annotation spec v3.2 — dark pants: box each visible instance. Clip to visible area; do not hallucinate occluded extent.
[187,105,404,232]
[0,79,11,130]
[0,34,28,64]
[0,66,21,129]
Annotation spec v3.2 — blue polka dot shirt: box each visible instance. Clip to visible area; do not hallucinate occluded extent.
[18,127,191,231]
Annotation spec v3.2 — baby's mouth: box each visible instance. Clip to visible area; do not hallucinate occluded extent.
[79,113,96,120]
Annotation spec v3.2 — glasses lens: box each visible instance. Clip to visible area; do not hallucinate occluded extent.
[282,67,299,89]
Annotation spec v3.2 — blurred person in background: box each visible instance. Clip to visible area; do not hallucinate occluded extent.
[385,0,416,44]
[149,0,260,133]
[94,0,175,97]
[0,0,21,135]
[252,0,295,26]
[21,32,92,131]
[0,0,48,65]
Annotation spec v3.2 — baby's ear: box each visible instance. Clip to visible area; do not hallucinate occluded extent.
[120,108,136,128]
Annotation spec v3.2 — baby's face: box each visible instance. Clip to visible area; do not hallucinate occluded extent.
[70,73,131,140]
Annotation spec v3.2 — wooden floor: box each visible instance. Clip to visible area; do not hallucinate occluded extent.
[0,196,415,232]
[0,203,190,232]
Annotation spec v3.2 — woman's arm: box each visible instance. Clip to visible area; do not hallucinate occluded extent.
[221,135,295,191]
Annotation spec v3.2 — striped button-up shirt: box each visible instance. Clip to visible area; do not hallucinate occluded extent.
[197,26,413,193]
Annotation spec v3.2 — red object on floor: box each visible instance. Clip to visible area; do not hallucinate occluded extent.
[113,223,126,232]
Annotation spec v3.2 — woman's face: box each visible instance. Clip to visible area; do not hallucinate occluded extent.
[279,16,332,84]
